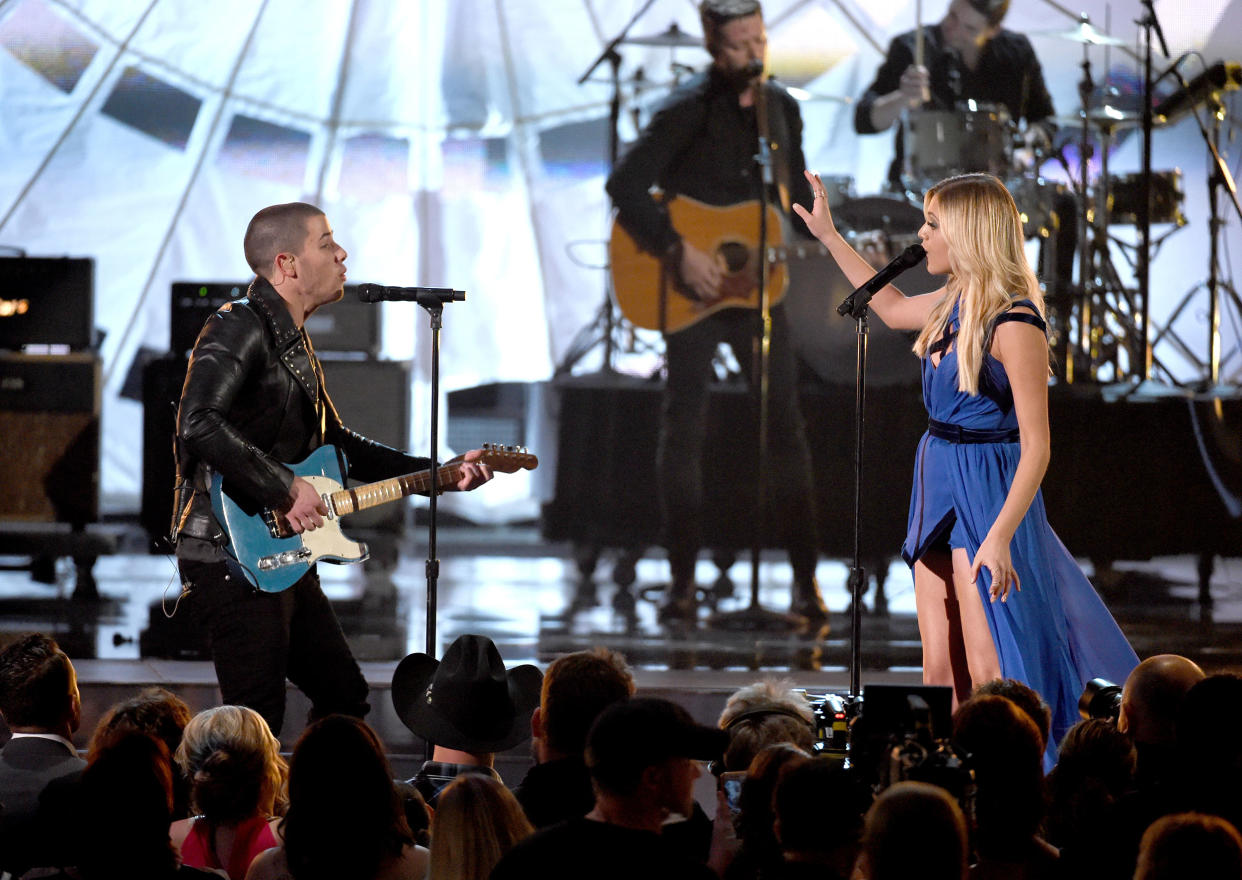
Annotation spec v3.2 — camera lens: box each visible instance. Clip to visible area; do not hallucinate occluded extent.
[1078,677,1123,721]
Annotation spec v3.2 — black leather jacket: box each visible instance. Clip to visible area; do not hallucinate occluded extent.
[173,276,427,543]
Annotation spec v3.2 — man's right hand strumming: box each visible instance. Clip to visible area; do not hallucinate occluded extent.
[678,240,724,304]
[284,476,328,534]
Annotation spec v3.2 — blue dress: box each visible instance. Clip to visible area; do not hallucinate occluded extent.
[902,298,1138,749]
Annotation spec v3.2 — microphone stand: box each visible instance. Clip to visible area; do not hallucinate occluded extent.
[710,74,803,632]
[419,296,445,696]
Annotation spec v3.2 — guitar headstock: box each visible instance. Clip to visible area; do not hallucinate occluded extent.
[478,443,539,473]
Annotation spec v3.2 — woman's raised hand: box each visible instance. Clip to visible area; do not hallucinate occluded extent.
[791,169,839,246]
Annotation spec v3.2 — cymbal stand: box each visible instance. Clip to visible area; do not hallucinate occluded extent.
[557,0,660,376]
[1150,89,1242,388]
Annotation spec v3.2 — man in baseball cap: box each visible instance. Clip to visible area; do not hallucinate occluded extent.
[492,697,726,880]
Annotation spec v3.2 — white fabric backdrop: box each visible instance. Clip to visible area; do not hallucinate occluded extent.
[0,0,1239,519]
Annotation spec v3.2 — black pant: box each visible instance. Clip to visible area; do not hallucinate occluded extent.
[178,557,370,736]
[658,305,820,586]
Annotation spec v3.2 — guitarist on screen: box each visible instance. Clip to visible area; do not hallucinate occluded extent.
[605,0,828,625]
[171,202,493,736]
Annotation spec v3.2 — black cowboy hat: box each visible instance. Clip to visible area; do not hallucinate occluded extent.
[392,633,543,753]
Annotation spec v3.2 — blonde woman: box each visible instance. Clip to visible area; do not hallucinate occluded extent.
[171,705,287,879]
[429,773,533,880]
[794,172,1137,748]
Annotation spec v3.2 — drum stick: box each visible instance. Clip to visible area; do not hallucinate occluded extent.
[914,0,924,69]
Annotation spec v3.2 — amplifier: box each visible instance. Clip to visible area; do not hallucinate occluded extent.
[170,282,382,358]
[0,353,100,523]
[0,257,94,351]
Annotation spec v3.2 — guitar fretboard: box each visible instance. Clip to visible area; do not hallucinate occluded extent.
[329,463,467,515]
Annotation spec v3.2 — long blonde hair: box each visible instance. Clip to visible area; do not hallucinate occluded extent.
[428,773,533,880]
[912,174,1045,395]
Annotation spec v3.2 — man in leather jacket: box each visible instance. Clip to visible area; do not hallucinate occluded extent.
[172,202,492,735]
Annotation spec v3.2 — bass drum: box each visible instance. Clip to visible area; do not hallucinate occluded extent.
[786,196,941,387]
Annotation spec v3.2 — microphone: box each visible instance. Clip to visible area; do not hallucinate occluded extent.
[356,284,466,304]
[837,243,926,318]
[1153,61,1242,123]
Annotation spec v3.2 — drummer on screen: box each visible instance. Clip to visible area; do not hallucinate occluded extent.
[854,0,1056,194]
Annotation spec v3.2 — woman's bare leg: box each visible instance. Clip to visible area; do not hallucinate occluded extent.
[914,549,973,706]
[951,546,1002,688]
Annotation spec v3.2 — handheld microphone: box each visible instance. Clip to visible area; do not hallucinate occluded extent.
[837,243,926,318]
[356,284,466,304]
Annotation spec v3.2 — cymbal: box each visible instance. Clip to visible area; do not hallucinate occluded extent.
[623,23,701,49]
[1034,20,1127,47]
[1053,108,1144,129]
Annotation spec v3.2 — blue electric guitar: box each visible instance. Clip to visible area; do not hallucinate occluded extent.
[209,443,538,592]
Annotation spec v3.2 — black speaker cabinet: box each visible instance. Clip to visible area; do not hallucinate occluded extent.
[142,357,411,541]
[0,353,100,523]
[170,282,381,358]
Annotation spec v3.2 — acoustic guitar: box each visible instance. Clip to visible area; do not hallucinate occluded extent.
[609,195,827,334]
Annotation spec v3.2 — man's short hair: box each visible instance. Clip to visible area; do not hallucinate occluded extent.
[586,698,728,796]
[243,202,324,278]
[541,648,635,756]
[0,633,75,729]
[718,679,815,772]
[700,0,762,55]
[973,678,1051,749]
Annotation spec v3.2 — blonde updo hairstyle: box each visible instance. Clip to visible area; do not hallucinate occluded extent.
[912,174,1045,395]
[175,704,288,822]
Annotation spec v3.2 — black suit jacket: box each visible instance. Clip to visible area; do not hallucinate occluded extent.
[0,736,85,872]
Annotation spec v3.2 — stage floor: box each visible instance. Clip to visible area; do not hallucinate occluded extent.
[1,521,1240,764]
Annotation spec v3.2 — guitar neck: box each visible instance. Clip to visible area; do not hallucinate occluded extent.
[329,463,464,515]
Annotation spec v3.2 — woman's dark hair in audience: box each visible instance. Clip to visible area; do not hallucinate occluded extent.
[1045,718,1135,848]
[280,715,413,880]
[428,772,533,880]
[951,694,1046,857]
[972,678,1052,750]
[77,728,179,878]
[89,687,194,816]
[1134,812,1242,880]
[859,781,968,880]
[723,742,812,880]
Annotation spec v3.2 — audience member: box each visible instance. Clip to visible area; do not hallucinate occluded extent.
[246,714,427,880]
[972,678,1051,752]
[0,633,85,876]
[1044,719,1135,880]
[514,647,634,828]
[490,697,727,880]
[88,686,193,818]
[171,705,288,879]
[392,633,541,806]
[34,728,216,878]
[395,781,432,848]
[1175,673,1242,833]
[856,781,968,880]
[769,756,872,880]
[716,680,815,773]
[724,743,812,880]
[429,772,533,880]
[951,694,1055,880]
[1134,812,1242,880]
[1119,654,1204,790]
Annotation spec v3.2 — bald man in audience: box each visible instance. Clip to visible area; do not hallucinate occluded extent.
[1118,654,1205,789]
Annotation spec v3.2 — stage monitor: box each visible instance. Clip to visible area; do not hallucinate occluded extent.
[0,257,94,351]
